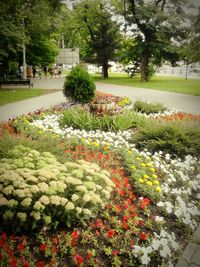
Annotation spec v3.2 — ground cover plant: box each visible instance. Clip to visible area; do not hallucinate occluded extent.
[93,73,200,96]
[0,94,199,267]
[0,89,61,106]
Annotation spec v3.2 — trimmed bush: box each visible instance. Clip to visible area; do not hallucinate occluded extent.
[0,145,114,232]
[63,65,96,103]
[133,100,167,114]
[131,120,200,158]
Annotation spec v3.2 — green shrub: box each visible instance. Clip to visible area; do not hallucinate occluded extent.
[133,100,167,114]
[63,65,95,103]
[131,120,200,158]
[60,108,147,132]
[0,145,114,232]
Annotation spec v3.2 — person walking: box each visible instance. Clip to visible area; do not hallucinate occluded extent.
[43,66,48,79]
[33,66,36,78]
[38,66,42,79]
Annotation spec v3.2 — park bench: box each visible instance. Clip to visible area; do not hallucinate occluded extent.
[0,79,33,88]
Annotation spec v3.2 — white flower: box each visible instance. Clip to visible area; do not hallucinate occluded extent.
[3,210,14,220]
[21,197,32,207]
[39,195,50,205]
[71,194,79,202]
[65,201,75,210]
[2,185,14,195]
[83,208,92,216]
[50,195,61,205]
[31,211,41,220]
[17,212,27,222]
[0,196,8,206]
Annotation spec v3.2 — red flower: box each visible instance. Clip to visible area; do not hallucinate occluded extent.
[140,232,148,241]
[112,250,120,255]
[0,239,5,248]
[52,237,58,245]
[119,189,125,196]
[106,229,115,238]
[139,197,150,208]
[52,246,58,254]
[9,257,17,267]
[74,253,84,266]
[17,243,25,253]
[40,243,47,252]
[37,261,45,267]
[1,232,7,240]
[122,221,128,230]
[71,230,79,239]
[115,205,122,212]
[130,239,134,247]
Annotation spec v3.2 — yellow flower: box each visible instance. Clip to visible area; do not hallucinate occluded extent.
[143,175,149,179]
[131,165,136,170]
[146,162,152,167]
[141,163,146,167]
[155,186,162,192]
[128,150,132,154]
[152,174,157,179]
[150,168,155,173]
[153,180,159,185]
[138,179,144,183]
[146,181,153,186]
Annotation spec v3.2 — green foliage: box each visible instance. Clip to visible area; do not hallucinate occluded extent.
[122,149,162,199]
[0,132,67,164]
[131,120,200,158]
[63,65,96,103]
[133,100,167,114]
[60,107,147,132]
[65,0,122,78]
[0,145,114,232]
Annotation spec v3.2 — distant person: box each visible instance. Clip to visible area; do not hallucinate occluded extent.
[20,65,24,79]
[33,66,36,78]
[38,66,42,79]
[58,66,62,78]
[43,66,47,78]
[48,67,54,79]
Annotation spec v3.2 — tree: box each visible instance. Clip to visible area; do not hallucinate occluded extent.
[66,0,122,78]
[0,0,63,76]
[114,0,188,81]
[180,7,200,63]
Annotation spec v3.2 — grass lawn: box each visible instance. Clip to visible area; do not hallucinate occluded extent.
[93,73,200,96]
[0,88,61,106]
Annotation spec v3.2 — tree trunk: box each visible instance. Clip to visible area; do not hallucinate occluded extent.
[102,63,109,78]
[141,50,149,82]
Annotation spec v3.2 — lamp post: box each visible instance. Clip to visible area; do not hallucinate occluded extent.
[22,43,27,80]
[185,57,189,80]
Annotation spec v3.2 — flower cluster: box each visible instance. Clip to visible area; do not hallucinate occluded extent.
[0,145,115,231]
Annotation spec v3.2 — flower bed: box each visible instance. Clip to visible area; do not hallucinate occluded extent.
[0,94,199,267]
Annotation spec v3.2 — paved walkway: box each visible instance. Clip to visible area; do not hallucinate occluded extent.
[0,77,200,121]
[0,77,200,265]
[176,225,200,267]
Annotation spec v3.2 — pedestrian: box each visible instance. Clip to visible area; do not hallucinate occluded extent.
[38,66,42,79]
[43,66,47,79]
[33,66,36,78]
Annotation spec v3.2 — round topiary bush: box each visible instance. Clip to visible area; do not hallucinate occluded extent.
[63,65,96,103]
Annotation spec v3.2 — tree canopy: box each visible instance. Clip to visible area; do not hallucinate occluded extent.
[0,0,63,76]
[65,0,122,78]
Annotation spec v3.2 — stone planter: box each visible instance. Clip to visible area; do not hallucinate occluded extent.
[90,102,115,112]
